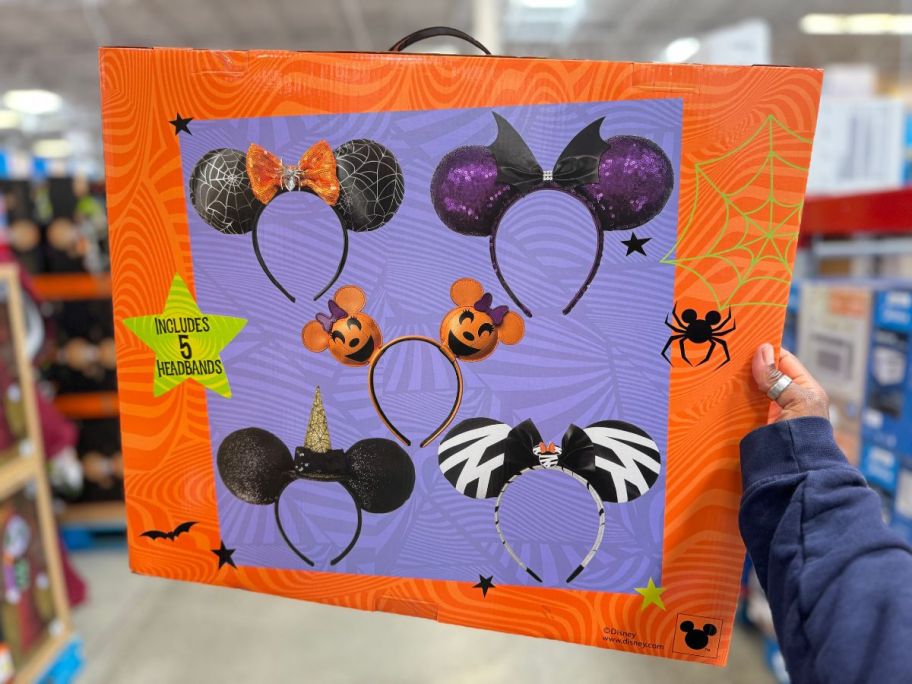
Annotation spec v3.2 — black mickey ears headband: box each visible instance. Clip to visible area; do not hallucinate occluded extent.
[438,416,661,583]
[217,388,414,566]
[430,113,675,316]
[189,139,404,303]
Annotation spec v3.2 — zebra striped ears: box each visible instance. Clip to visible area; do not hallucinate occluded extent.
[438,417,514,500]
[438,416,662,504]
[581,420,662,503]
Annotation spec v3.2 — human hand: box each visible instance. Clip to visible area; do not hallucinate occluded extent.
[751,343,830,423]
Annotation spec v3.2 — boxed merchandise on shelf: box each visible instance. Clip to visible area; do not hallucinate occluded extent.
[806,96,907,195]
[798,281,875,465]
[3,175,122,522]
[782,282,800,354]
[861,287,912,533]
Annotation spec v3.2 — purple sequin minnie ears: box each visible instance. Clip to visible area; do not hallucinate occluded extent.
[430,113,675,316]
[189,139,404,303]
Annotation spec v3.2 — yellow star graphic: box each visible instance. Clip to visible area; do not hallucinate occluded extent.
[634,578,667,611]
[123,274,246,398]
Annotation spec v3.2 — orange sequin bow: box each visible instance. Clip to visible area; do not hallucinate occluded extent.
[246,141,340,205]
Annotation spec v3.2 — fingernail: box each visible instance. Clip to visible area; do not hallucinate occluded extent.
[760,343,774,366]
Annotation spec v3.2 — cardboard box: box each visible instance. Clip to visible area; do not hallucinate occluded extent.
[863,288,912,445]
[798,282,874,464]
[782,282,800,356]
[891,455,912,540]
[99,45,821,665]
[860,286,912,538]
[806,96,906,194]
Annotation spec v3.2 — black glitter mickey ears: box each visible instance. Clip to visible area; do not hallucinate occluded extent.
[216,388,414,566]
[189,139,404,303]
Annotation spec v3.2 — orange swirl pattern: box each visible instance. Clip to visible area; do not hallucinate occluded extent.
[100,47,822,666]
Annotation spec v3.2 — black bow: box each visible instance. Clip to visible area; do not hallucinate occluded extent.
[488,114,608,191]
[503,419,598,479]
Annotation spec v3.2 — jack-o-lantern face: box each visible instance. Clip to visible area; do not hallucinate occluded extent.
[439,279,524,362]
[302,286,382,367]
[326,313,382,366]
[440,307,498,361]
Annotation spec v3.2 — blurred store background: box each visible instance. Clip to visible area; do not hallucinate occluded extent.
[1,0,911,682]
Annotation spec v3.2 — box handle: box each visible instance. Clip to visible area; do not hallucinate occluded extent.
[388,26,492,55]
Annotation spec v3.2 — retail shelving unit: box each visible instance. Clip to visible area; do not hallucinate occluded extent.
[30,272,125,539]
[0,264,81,682]
[801,188,912,273]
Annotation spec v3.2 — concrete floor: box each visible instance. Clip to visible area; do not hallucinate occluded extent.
[70,549,774,683]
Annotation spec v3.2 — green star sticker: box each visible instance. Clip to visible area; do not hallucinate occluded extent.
[123,275,246,398]
[635,578,667,611]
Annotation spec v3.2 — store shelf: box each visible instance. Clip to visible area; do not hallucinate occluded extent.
[53,391,119,419]
[59,501,127,550]
[59,500,125,527]
[802,187,912,237]
[30,272,112,301]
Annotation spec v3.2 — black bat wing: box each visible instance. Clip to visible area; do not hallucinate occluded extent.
[488,112,542,185]
[141,521,197,541]
[173,521,197,537]
[141,530,169,540]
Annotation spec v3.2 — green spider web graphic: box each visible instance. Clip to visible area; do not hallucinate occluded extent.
[661,115,814,310]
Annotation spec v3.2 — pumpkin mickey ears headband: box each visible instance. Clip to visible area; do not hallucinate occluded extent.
[189,139,404,303]
[217,388,414,566]
[431,113,674,316]
[438,417,661,583]
[302,279,524,447]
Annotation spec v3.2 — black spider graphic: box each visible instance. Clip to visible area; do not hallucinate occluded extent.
[662,304,736,367]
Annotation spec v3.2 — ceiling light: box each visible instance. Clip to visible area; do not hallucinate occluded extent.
[33,139,72,159]
[800,13,912,35]
[2,89,62,115]
[663,37,701,63]
[0,110,21,129]
[517,0,578,8]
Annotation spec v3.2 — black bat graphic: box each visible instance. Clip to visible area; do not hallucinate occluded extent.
[141,521,197,541]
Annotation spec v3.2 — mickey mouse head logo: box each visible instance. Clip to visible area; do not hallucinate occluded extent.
[679,621,717,651]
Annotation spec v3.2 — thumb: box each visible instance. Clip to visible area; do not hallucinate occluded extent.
[752,343,830,423]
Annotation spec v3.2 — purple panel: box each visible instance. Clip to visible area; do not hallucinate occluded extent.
[178,98,682,593]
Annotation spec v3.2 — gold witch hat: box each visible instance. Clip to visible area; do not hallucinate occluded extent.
[304,386,331,453]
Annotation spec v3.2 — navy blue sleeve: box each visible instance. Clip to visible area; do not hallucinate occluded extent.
[739,417,912,684]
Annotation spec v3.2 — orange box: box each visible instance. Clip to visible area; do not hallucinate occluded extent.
[99,40,821,666]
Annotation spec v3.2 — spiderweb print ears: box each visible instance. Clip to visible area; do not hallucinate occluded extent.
[660,115,814,309]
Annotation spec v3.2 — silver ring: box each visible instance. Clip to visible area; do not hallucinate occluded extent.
[767,373,793,401]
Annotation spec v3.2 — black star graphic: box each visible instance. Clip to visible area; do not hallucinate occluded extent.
[169,113,193,135]
[473,575,495,598]
[211,540,236,569]
[621,231,651,256]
